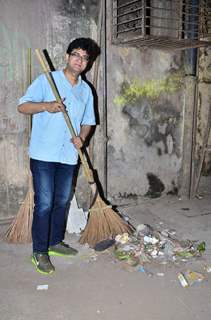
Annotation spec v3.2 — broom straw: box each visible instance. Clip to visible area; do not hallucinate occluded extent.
[35,49,133,246]
[5,48,33,243]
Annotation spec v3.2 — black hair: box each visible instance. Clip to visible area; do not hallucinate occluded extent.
[66,37,101,62]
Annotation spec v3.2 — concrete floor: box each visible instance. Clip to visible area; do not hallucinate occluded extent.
[1,190,211,320]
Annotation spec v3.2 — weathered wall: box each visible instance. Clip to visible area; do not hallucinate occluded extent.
[103,1,186,203]
[194,47,211,176]
[106,47,184,202]
[0,0,99,219]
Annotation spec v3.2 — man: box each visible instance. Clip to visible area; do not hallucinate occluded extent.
[18,38,100,274]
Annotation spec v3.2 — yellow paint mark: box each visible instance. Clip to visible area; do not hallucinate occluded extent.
[114,71,184,106]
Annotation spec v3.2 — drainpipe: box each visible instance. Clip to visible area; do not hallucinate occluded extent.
[184,0,199,198]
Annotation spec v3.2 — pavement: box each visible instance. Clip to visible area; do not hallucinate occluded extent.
[1,186,211,320]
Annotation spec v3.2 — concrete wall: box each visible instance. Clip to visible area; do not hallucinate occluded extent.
[194,47,211,177]
[103,1,186,204]
[106,47,184,202]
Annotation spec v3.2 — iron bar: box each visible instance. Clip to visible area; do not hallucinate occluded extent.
[116,16,142,26]
[116,6,143,18]
[116,25,143,34]
[112,0,211,50]
[116,0,141,10]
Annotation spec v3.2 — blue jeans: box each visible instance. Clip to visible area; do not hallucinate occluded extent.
[30,159,76,253]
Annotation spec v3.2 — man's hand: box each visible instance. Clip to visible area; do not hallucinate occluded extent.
[71,136,84,149]
[45,101,65,113]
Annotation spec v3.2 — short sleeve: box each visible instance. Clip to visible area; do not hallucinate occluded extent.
[18,74,45,105]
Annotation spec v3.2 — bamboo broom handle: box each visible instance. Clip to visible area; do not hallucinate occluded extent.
[27,48,32,133]
[35,49,94,184]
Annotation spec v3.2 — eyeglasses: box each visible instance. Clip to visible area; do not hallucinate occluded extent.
[70,52,89,62]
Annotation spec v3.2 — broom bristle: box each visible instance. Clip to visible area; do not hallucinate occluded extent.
[5,188,33,243]
[79,195,133,246]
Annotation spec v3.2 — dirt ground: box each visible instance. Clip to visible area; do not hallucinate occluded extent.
[1,182,211,320]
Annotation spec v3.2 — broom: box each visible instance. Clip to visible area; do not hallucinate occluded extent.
[5,49,33,243]
[35,49,133,247]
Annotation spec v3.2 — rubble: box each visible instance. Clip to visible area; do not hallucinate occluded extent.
[114,224,206,266]
[112,223,207,285]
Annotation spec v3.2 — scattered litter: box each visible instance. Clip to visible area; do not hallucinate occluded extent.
[197,241,206,253]
[114,249,131,261]
[138,266,145,273]
[161,229,169,237]
[168,229,176,236]
[125,256,139,266]
[113,223,207,283]
[115,233,129,244]
[185,270,205,286]
[36,284,48,290]
[114,224,205,266]
[137,266,153,277]
[83,243,90,249]
[144,235,159,245]
[135,224,152,237]
[178,270,205,287]
[204,264,211,273]
[178,273,189,288]
[88,254,98,262]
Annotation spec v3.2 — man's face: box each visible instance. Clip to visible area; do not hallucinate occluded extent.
[66,48,89,75]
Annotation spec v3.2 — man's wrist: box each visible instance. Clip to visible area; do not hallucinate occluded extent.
[41,103,47,112]
[79,136,85,144]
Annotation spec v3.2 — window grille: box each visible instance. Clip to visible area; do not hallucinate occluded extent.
[112,0,211,50]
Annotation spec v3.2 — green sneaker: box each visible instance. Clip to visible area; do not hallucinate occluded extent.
[48,241,78,257]
[31,253,55,275]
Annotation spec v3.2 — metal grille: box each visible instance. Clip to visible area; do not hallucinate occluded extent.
[112,0,211,50]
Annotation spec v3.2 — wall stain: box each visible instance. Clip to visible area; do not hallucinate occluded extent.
[114,71,184,107]
[167,180,178,195]
[157,147,162,156]
[118,192,138,200]
[145,173,165,198]
[123,99,181,156]
[58,0,99,23]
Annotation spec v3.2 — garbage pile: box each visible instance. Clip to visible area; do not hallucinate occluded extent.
[113,224,206,268]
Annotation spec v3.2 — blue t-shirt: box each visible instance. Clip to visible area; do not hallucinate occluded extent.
[19,70,96,165]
